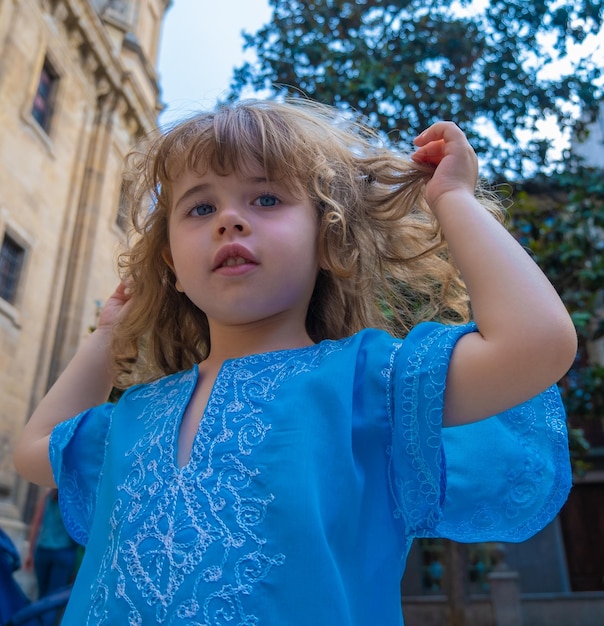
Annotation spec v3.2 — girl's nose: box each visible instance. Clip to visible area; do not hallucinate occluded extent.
[215,207,250,236]
[218,223,244,235]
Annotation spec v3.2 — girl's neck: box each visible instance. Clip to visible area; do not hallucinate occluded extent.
[203,318,315,366]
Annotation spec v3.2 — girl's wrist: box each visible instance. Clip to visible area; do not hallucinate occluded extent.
[78,326,116,375]
[428,187,478,219]
[91,325,114,342]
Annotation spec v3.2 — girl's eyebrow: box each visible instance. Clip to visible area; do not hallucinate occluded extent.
[174,183,210,211]
[242,175,272,186]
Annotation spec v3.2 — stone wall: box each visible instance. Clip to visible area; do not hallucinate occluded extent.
[0,0,169,530]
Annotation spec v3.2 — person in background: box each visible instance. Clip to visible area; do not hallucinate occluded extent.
[25,488,77,623]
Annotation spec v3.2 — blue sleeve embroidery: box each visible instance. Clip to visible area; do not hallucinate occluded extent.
[389,321,571,542]
[49,403,113,545]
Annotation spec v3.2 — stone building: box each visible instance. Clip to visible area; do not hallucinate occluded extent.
[0,0,170,540]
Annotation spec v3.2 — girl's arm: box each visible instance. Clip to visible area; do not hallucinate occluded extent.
[412,122,577,426]
[13,283,130,486]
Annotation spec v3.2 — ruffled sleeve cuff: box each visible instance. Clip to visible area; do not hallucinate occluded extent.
[49,404,113,545]
[390,321,572,543]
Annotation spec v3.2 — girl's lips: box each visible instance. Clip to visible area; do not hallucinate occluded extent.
[212,243,258,272]
[214,261,259,277]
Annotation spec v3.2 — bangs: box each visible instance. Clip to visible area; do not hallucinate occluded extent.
[155,102,318,196]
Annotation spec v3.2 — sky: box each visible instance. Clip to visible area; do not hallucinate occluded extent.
[157,0,272,127]
[156,0,603,168]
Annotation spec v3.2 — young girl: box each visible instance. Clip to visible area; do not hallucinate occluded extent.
[14,99,576,625]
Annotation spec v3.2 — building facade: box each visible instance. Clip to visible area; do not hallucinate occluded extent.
[0,0,170,539]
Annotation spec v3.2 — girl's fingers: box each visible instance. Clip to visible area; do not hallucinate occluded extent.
[412,122,461,166]
[411,121,479,207]
[112,279,134,303]
[414,121,463,146]
[413,121,477,171]
[411,139,446,165]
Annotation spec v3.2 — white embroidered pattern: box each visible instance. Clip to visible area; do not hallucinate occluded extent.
[50,324,571,624]
[83,341,345,625]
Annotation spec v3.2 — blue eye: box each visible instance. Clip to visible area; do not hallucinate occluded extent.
[190,203,214,216]
[255,194,279,207]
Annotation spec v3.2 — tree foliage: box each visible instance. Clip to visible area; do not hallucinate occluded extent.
[230,0,603,179]
[229,0,604,466]
[510,166,604,470]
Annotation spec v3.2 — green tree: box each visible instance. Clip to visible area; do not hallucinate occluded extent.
[230,0,603,179]
[231,0,604,459]
[229,1,604,613]
[510,166,604,472]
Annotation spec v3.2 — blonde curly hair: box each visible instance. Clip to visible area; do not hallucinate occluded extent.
[113,98,503,387]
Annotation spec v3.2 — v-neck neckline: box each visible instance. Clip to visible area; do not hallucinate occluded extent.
[174,343,324,472]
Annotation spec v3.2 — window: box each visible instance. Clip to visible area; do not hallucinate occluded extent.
[0,233,26,304]
[31,58,59,133]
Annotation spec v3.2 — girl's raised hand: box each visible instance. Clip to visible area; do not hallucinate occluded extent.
[14,285,132,487]
[412,122,479,213]
[409,125,576,427]
[97,281,133,330]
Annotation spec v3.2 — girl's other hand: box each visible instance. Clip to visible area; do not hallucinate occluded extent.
[412,122,479,213]
[97,281,133,330]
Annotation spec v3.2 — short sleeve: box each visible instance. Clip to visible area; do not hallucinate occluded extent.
[390,321,572,543]
[49,403,113,545]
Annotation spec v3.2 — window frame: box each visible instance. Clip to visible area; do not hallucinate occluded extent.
[31,56,60,135]
[0,216,31,326]
[0,231,26,305]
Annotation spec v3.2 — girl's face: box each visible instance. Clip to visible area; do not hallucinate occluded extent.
[165,165,320,340]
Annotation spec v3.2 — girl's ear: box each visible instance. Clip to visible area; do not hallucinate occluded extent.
[162,248,184,292]
[162,247,174,270]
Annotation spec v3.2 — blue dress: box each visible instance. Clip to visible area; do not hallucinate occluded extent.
[50,322,571,625]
